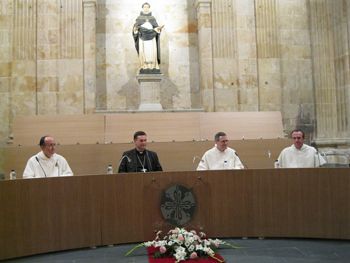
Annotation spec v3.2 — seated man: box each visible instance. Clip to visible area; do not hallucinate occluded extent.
[118,131,162,173]
[277,129,326,168]
[23,135,73,178]
[197,131,245,170]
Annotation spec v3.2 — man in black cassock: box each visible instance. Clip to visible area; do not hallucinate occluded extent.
[118,131,163,173]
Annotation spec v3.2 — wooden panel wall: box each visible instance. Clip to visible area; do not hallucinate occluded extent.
[0,169,349,260]
[2,139,290,178]
[12,115,105,146]
[11,112,284,146]
[198,112,284,140]
[105,113,201,143]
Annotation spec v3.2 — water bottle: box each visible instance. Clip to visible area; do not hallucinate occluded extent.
[107,164,113,174]
[274,160,279,168]
[10,170,17,180]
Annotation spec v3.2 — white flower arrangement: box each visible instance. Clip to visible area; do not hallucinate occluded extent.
[126,227,239,262]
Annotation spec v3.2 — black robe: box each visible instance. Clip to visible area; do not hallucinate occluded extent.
[132,11,161,66]
[118,148,163,173]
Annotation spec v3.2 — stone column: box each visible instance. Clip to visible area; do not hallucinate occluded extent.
[36,0,60,115]
[331,0,350,140]
[309,0,339,143]
[196,0,214,111]
[347,1,350,138]
[83,0,97,114]
[11,0,37,116]
[235,0,259,112]
[136,74,164,111]
[255,0,282,112]
[57,0,84,114]
[0,0,12,143]
[211,0,239,112]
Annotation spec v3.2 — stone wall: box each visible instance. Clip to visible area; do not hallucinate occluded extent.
[309,0,350,145]
[0,0,87,144]
[194,0,349,144]
[195,0,317,136]
[95,0,199,111]
[0,0,350,147]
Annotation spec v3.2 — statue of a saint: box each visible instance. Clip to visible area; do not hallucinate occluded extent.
[133,3,164,74]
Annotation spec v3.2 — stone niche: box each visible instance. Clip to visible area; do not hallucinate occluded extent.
[95,0,200,111]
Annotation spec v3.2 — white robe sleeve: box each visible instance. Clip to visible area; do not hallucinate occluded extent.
[57,156,73,176]
[196,154,209,170]
[23,157,36,178]
[233,153,245,169]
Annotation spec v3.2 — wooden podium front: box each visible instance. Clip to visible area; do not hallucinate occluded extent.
[1,168,349,260]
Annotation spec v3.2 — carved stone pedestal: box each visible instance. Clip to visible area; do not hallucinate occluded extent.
[136,74,164,111]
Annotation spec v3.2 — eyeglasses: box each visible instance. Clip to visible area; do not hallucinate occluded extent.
[292,137,302,140]
[44,143,56,147]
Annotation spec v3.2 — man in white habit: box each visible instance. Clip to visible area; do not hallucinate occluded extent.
[197,132,245,170]
[23,135,73,178]
[277,129,326,168]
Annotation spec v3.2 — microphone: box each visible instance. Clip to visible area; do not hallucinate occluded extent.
[192,156,201,170]
[118,155,131,170]
[145,151,152,172]
[235,152,248,169]
[55,161,59,176]
[192,156,201,163]
[35,156,47,177]
[310,141,318,150]
[311,142,322,167]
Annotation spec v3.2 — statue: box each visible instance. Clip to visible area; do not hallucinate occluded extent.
[133,2,164,74]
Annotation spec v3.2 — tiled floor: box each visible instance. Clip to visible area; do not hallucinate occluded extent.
[4,238,350,263]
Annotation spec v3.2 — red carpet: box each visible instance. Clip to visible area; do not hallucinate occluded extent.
[147,247,225,263]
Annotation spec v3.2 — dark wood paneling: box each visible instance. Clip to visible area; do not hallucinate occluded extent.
[1,168,349,260]
[0,176,103,260]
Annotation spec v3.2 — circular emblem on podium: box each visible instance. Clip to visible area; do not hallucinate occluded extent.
[160,184,196,226]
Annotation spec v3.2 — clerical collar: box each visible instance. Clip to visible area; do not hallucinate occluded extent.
[136,149,145,155]
[140,11,152,16]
